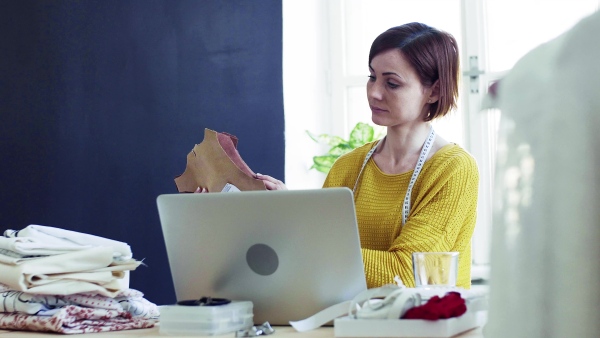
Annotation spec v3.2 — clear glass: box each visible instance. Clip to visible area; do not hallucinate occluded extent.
[343,0,461,77]
[486,0,599,72]
[412,252,459,288]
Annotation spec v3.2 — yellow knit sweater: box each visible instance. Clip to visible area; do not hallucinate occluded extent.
[323,141,479,289]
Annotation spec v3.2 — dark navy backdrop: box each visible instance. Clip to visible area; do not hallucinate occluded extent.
[0,0,284,305]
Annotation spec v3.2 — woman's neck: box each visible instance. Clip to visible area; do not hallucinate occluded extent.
[372,123,432,174]
[380,123,431,158]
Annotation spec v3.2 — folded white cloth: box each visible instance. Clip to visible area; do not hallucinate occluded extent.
[0,246,40,265]
[0,247,140,297]
[3,225,133,261]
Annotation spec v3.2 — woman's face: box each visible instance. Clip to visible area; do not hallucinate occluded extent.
[367,49,432,128]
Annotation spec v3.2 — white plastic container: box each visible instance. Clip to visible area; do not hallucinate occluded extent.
[333,295,487,337]
[334,310,477,338]
[159,301,253,336]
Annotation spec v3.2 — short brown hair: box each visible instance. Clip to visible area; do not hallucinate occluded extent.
[369,22,460,121]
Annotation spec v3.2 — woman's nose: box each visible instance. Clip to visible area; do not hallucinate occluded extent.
[367,81,383,100]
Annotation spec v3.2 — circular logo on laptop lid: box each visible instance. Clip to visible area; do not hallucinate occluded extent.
[246,243,279,276]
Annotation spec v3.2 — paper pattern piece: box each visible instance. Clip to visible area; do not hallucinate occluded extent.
[174,128,266,193]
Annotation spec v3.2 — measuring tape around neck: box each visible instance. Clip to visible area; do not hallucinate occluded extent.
[352,126,436,226]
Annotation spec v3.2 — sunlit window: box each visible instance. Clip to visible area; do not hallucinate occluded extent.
[283,0,599,280]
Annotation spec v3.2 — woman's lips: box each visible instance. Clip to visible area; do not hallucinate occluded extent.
[370,105,386,113]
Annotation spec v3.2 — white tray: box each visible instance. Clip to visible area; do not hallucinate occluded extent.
[334,311,477,337]
[333,297,487,337]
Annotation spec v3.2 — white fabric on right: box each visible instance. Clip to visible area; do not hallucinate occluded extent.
[487,10,600,338]
[289,300,352,332]
[290,284,416,332]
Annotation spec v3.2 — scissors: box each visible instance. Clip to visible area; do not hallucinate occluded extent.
[176,296,231,306]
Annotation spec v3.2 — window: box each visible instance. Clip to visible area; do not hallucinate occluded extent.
[283,0,599,280]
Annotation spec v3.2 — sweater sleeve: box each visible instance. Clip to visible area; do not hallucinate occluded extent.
[361,152,479,289]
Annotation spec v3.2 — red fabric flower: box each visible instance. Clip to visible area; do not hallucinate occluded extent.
[401,292,467,320]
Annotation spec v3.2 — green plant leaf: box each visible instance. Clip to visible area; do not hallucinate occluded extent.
[312,154,338,167]
[323,135,347,147]
[310,163,332,174]
[306,130,321,143]
[349,122,375,148]
[328,143,353,156]
[350,122,374,145]
[306,130,347,147]
[310,155,338,174]
[307,122,382,174]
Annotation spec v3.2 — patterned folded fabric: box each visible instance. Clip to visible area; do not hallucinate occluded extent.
[0,305,157,334]
[0,284,159,319]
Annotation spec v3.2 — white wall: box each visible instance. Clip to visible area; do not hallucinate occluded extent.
[282,0,330,190]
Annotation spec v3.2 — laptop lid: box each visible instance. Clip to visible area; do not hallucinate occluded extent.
[156,187,367,325]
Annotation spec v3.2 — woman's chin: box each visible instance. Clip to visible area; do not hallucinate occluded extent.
[371,116,388,127]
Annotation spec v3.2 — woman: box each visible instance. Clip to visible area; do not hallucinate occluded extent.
[261,22,479,289]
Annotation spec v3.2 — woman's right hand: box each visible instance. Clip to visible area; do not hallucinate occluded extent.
[255,173,288,191]
[194,187,209,193]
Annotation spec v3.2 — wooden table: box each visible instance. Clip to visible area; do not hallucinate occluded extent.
[0,324,485,337]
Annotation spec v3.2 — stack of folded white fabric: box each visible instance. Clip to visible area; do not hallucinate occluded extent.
[0,224,159,334]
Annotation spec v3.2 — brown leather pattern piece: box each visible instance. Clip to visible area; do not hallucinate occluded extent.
[174,128,266,193]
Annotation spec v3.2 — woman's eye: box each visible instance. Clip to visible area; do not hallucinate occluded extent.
[367,75,376,82]
[387,81,399,89]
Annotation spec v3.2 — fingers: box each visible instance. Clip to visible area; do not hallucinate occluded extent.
[255,173,288,191]
[192,176,288,193]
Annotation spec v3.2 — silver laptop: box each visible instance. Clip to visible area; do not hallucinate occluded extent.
[156,187,367,325]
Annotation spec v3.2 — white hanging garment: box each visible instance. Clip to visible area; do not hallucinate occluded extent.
[487,10,600,338]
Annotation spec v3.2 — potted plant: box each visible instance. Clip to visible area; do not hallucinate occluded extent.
[307,122,384,174]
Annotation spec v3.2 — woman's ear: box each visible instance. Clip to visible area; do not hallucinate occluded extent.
[427,80,440,103]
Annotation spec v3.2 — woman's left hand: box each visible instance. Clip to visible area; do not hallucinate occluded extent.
[255,173,288,191]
